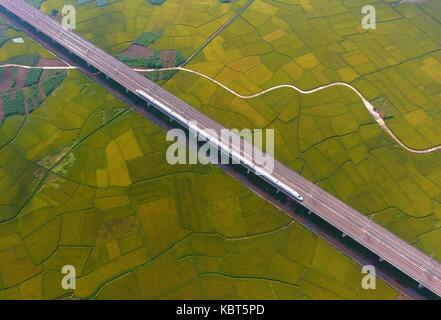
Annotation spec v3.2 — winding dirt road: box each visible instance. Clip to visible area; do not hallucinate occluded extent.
[2,63,440,154]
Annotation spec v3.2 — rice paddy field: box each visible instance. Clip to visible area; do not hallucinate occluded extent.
[40,0,247,56]
[4,0,441,299]
[0,68,398,298]
[161,0,441,261]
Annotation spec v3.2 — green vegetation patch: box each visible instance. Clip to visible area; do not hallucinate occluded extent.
[144,69,179,83]
[134,32,161,47]
[24,68,43,87]
[117,50,185,70]
[27,84,43,112]
[5,54,40,66]
[2,91,24,116]
[118,53,163,69]
[0,36,8,48]
[43,73,66,96]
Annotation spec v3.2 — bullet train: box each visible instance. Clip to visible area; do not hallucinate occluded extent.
[135,89,304,203]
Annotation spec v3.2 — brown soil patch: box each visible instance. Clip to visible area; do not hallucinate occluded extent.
[37,57,69,68]
[0,67,11,92]
[0,24,8,35]
[15,67,28,89]
[23,95,29,115]
[121,44,153,59]
[29,90,39,111]
[38,82,46,100]
[97,215,139,242]
[0,96,4,123]
[160,50,176,68]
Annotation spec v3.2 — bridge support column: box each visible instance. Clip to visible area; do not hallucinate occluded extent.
[418,283,425,289]
[307,210,312,215]
[247,169,251,174]
[342,233,347,238]
[378,257,384,262]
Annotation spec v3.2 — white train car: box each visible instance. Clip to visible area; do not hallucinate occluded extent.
[135,89,304,203]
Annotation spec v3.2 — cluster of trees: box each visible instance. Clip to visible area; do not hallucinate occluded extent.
[24,68,43,87]
[134,32,161,47]
[118,53,163,69]
[42,73,66,96]
[2,91,24,116]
